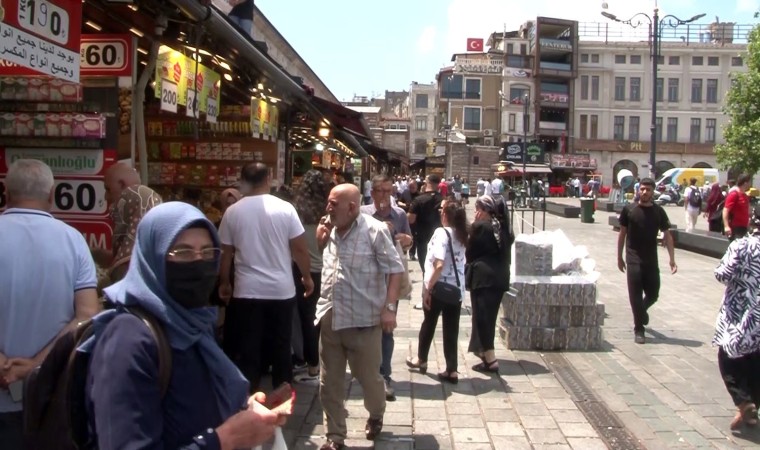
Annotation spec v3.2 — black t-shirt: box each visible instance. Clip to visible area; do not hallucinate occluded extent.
[619,203,671,264]
[230,0,254,18]
[410,191,443,242]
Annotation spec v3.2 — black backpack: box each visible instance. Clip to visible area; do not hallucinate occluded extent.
[23,306,172,450]
[688,188,703,208]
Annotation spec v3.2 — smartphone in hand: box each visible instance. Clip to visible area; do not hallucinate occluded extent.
[265,383,295,416]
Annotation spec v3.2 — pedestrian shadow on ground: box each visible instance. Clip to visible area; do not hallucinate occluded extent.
[732,427,760,445]
[645,329,703,347]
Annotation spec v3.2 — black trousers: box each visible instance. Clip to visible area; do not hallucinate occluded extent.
[626,263,660,332]
[409,223,418,259]
[468,288,504,353]
[417,233,433,273]
[417,293,461,373]
[294,268,322,368]
[718,347,760,407]
[0,411,23,450]
[225,297,295,391]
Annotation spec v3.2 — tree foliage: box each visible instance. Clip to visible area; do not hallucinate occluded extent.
[716,23,760,174]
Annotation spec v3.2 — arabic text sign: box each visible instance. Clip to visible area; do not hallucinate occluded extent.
[0,0,82,81]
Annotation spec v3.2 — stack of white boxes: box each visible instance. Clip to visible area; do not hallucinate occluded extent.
[499,240,604,350]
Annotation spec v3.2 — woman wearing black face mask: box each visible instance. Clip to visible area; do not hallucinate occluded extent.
[82,202,286,449]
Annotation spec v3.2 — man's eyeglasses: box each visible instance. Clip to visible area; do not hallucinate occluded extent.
[167,248,221,262]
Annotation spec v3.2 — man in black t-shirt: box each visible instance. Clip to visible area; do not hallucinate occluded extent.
[407,175,443,309]
[617,177,678,344]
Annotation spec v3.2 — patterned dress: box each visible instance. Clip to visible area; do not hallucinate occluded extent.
[110,185,162,273]
[713,235,760,358]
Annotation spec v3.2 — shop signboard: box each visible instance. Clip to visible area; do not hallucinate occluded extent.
[0,0,83,81]
[540,92,568,103]
[550,154,598,170]
[500,142,545,164]
[67,219,113,250]
[154,48,221,113]
[250,98,279,142]
[454,55,502,75]
[80,34,132,76]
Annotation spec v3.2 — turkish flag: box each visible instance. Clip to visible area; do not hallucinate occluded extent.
[466,38,484,52]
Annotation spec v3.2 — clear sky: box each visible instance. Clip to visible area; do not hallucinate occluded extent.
[256,0,759,102]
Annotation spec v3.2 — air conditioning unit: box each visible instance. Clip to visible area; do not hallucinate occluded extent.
[484,137,494,146]
[483,129,495,137]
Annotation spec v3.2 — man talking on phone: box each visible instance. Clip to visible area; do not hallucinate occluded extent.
[0,160,100,449]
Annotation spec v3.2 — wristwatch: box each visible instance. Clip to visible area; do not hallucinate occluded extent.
[385,303,397,312]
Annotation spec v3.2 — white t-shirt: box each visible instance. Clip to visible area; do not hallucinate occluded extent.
[219,194,305,299]
[684,186,701,213]
[484,181,493,196]
[491,178,502,194]
[363,180,372,197]
[424,227,467,300]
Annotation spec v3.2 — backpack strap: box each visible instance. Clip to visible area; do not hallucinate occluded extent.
[125,306,173,397]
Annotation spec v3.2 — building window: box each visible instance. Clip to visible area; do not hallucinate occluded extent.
[656,78,664,102]
[691,79,703,103]
[415,94,428,109]
[667,118,678,142]
[708,56,720,66]
[463,107,481,130]
[415,116,427,131]
[668,56,680,65]
[509,113,516,132]
[591,54,600,63]
[464,78,481,100]
[615,55,626,64]
[520,43,527,54]
[613,116,625,140]
[507,43,514,54]
[732,57,743,66]
[590,114,598,139]
[707,79,718,103]
[655,117,663,142]
[656,55,665,65]
[627,77,641,101]
[631,55,642,64]
[580,75,589,100]
[690,118,701,143]
[692,56,704,66]
[591,76,600,100]
[441,74,463,99]
[580,114,588,139]
[667,78,679,102]
[629,116,640,141]
[614,77,626,101]
[509,85,530,103]
[473,155,480,165]
[581,53,589,63]
[706,118,717,143]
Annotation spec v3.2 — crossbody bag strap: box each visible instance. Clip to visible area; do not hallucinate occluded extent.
[443,229,460,287]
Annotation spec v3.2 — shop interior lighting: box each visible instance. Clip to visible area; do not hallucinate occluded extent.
[137,47,148,55]
[223,73,233,82]
[128,4,139,11]
[85,21,102,31]
[219,61,231,71]
[184,46,212,57]
[257,83,264,90]
[129,28,144,37]
[318,127,330,138]
[316,143,325,151]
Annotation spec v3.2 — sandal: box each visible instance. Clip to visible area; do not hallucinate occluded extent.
[731,402,758,430]
[472,360,499,373]
[438,371,459,384]
[405,356,428,374]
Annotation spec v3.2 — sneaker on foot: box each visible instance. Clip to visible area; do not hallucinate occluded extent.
[294,369,319,383]
[384,380,396,401]
[634,331,645,344]
[413,302,423,310]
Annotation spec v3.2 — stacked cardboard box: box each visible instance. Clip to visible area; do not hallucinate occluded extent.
[500,241,604,350]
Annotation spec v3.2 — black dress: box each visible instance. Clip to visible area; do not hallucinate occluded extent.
[466,218,512,353]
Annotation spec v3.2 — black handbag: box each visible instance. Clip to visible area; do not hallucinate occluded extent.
[430,229,462,306]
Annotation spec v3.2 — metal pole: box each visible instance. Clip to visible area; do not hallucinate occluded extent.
[523,93,529,176]
[649,8,659,179]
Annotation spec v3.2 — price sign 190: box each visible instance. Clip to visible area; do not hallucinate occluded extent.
[161,80,178,114]
[206,97,218,124]
[18,0,71,45]
[186,89,199,118]
[81,41,126,71]
[0,179,107,215]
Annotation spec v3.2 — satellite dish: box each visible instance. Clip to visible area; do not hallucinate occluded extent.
[617,169,634,190]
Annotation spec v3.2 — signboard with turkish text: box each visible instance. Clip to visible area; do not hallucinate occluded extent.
[0,0,82,81]
[454,55,502,75]
[67,219,113,250]
[540,92,568,103]
[550,154,598,170]
[80,34,132,76]
[154,48,221,113]
[500,142,545,164]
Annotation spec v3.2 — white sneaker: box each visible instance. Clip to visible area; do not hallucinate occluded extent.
[413,302,423,310]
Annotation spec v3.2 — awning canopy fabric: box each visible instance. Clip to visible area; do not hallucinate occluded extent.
[309,97,374,142]
[496,164,553,176]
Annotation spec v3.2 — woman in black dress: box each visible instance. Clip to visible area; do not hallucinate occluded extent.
[466,196,513,372]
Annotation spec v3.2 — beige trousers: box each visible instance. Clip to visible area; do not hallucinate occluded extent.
[319,309,385,443]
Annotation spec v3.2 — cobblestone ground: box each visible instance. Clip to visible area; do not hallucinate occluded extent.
[278,197,760,450]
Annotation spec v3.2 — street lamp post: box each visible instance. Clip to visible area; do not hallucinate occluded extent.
[602,6,705,179]
[523,93,530,178]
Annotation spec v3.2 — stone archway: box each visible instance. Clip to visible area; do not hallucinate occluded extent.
[692,161,712,169]
[654,160,675,179]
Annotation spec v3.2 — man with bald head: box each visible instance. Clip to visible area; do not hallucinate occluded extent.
[315,183,405,450]
[102,162,162,281]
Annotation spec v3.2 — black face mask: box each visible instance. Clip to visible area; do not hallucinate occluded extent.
[165,260,218,309]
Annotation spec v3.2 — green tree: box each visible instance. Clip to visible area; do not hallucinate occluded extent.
[716,21,760,173]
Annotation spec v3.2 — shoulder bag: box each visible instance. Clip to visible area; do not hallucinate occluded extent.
[430,229,462,306]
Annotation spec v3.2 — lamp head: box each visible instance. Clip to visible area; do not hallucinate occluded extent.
[601,11,619,21]
[689,13,706,22]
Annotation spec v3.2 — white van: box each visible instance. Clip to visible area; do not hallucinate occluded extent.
[655,168,719,189]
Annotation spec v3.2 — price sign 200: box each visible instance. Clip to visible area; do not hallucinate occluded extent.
[161,80,178,113]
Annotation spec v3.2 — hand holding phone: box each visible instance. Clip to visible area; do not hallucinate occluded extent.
[265,383,295,416]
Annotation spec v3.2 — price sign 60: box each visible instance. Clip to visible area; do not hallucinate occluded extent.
[81,41,127,71]
[0,179,107,215]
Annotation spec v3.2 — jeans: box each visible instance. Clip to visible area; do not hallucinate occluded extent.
[417,291,461,373]
[626,263,660,332]
[718,347,760,407]
[381,331,394,381]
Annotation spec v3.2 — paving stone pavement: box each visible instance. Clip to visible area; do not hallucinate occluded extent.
[277,197,760,450]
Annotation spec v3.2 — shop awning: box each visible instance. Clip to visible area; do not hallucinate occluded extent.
[334,130,369,158]
[496,164,553,176]
[309,97,374,142]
